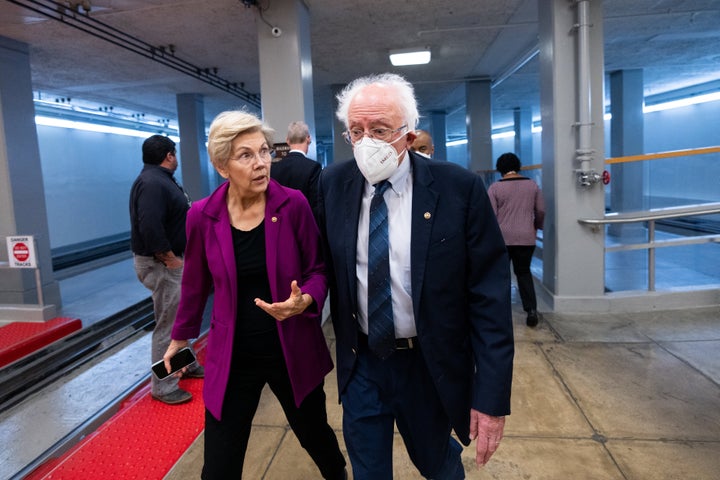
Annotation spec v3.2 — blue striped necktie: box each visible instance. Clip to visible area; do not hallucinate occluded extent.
[367,180,395,359]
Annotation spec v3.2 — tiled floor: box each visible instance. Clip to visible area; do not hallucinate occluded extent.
[166,305,720,480]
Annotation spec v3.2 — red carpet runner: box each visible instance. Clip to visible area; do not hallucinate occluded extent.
[0,317,82,368]
[25,337,208,480]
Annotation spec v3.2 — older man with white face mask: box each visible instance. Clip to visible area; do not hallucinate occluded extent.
[410,129,435,159]
[317,73,514,480]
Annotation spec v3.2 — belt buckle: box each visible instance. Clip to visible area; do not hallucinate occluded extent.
[395,337,416,350]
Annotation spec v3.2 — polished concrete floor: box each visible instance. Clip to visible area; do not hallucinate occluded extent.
[165,304,720,480]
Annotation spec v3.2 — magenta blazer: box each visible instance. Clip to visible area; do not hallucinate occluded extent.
[172,179,332,421]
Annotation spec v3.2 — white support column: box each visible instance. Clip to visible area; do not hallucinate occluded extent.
[330,83,352,164]
[538,0,606,310]
[0,36,60,318]
[513,107,534,164]
[466,79,493,173]
[429,111,447,161]
[257,0,316,160]
[609,69,647,220]
[176,93,213,200]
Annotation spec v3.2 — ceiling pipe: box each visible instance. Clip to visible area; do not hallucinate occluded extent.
[7,0,261,108]
[491,44,539,89]
[417,20,537,37]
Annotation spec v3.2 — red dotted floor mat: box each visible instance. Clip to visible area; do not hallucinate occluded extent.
[25,337,208,480]
[0,317,82,368]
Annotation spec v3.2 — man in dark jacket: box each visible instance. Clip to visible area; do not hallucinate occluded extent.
[270,121,322,219]
[129,134,203,405]
[318,73,514,479]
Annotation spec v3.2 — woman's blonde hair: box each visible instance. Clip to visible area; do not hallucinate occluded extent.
[207,110,275,170]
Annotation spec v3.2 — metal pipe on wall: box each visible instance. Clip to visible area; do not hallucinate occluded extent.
[575,0,601,187]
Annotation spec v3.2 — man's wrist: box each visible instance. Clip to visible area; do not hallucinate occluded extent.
[156,251,181,267]
[166,257,183,268]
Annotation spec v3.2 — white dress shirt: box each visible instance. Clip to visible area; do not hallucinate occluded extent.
[356,154,416,338]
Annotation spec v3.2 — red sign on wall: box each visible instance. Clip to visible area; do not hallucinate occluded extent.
[13,242,30,262]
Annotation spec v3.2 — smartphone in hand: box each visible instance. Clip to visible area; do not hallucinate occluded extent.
[151,347,196,380]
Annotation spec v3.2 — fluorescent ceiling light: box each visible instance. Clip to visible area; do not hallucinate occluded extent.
[35,115,180,142]
[389,48,431,66]
[643,91,720,113]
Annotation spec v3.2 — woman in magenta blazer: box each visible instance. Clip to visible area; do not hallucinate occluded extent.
[163,110,346,479]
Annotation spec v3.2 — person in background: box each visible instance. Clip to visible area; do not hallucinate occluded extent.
[270,120,322,218]
[487,152,545,327]
[129,134,203,406]
[318,73,514,479]
[409,129,434,158]
[163,110,346,479]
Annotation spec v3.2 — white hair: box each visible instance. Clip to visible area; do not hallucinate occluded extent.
[335,73,419,130]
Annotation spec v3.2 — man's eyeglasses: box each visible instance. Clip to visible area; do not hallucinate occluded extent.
[342,124,408,145]
[231,146,274,165]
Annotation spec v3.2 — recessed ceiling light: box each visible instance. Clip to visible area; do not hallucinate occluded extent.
[389,48,431,66]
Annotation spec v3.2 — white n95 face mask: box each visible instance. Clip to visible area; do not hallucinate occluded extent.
[353,136,406,185]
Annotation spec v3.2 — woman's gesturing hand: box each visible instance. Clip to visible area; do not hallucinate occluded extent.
[254,280,313,321]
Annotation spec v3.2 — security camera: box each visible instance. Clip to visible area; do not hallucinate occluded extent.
[271,27,282,37]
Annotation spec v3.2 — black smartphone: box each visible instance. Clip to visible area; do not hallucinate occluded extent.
[151,347,196,380]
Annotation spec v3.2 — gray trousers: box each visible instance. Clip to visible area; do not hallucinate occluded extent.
[134,254,197,396]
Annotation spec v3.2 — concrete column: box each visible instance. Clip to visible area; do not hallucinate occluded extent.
[466,79,493,172]
[538,0,606,308]
[429,111,447,161]
[330,83,352,164]
[609,69,646,220]
[257,0,316,160]
[0,36,60,318]
[176,93,211,201]
[513,107,534,164]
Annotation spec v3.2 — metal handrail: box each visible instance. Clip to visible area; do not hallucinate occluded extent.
[578,203,720,291]
[578,202,720,224]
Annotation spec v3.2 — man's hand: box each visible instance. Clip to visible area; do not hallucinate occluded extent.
[254,280,313,321]
[164,257,183,269]
[156,251,183,269]
[469,409,505,467]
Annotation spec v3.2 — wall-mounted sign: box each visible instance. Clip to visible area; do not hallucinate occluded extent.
[273,142,290,159]
[6,235,37,268]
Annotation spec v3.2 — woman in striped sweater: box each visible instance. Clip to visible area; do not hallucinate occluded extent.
[487,153,545,327]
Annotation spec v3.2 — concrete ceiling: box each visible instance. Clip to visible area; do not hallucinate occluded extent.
[0,0,719,144]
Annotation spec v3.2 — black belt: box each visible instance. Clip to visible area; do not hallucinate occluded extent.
[357,332,418,350]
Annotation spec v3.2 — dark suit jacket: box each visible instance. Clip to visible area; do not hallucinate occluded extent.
[317,152,514,444]
[270,151,322,218]
[172,179,332,421]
